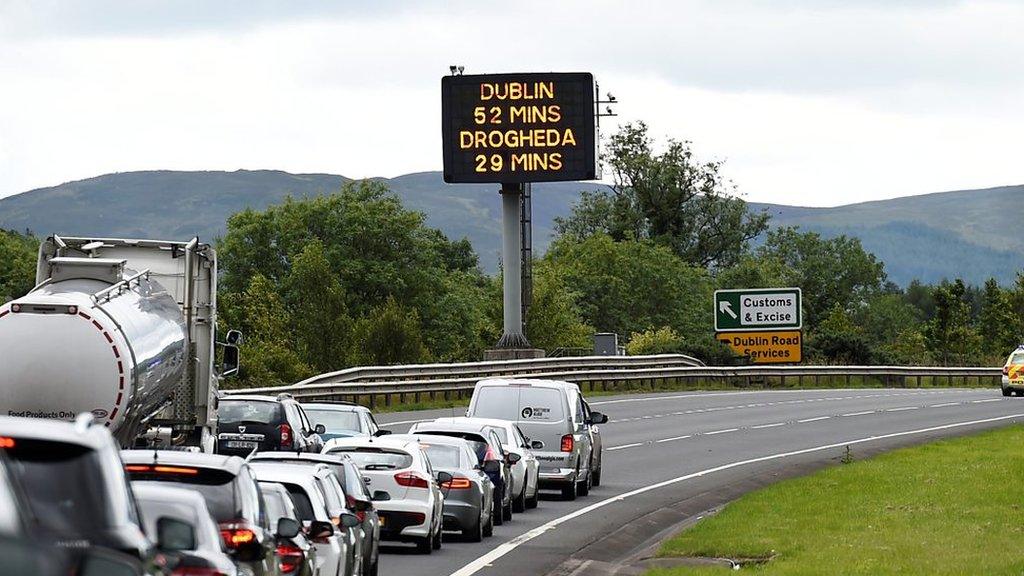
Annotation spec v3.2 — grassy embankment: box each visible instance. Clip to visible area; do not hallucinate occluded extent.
[648,425,1024,575]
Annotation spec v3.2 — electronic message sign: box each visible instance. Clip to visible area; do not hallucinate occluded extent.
[441,72,597,184]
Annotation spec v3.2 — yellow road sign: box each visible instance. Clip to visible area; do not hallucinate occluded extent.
[716,330,802,364]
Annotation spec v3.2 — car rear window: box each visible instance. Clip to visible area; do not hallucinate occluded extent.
[1010,352,1024,365]
[127,467,237,522]
[259,484,296,525]
[419,443,462,468]
[472,386,565,422]
[5,440,112,535]
[304,409,362,433]
[331,448,412,471]
[413,431,488,461]
[281,483,315,522]
[219,400,282,425]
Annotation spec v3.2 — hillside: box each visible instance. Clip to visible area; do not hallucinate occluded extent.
[0,171,1019,284]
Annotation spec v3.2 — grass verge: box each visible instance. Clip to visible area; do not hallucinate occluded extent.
[650,425,1024,575]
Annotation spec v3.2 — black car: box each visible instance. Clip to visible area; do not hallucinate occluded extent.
[217,394,325,457]
[0,415,154,573]
[122,450,287,576]
[251,452,382,576]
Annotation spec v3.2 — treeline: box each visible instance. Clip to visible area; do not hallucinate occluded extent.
[0,124,1021,388]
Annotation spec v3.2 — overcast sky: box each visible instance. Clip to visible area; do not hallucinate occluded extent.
[1,0,1021,206]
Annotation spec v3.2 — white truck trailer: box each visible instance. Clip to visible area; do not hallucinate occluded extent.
[0,235,239,451]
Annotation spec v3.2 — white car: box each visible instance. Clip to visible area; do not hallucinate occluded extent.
[323,437,451,554]
[427,417,540,511]
[250,462,359,576]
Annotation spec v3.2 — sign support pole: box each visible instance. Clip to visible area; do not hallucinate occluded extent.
[497,182,530,349]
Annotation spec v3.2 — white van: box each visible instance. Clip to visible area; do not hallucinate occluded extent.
[466,379,607,500]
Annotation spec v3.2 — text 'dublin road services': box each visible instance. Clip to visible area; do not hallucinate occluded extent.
[441,72,597,184]
[716,330,803,364]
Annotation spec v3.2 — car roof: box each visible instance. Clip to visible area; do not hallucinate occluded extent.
[249,461,328,484]
[251,452,351,466]
[323,436,421,452]
[0,415,114,449]
[302,403,368,412]
[132,483,209,509]
[475,378,579,390]
[412,420,494,435]
[121,449,246,474]
[430,416,512,430]
[390,433,470,447]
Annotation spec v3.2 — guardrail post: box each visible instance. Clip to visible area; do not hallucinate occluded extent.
[369,394,376,409]
[385,393,392,408]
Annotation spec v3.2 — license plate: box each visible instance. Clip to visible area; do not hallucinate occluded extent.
[225,441,258,449]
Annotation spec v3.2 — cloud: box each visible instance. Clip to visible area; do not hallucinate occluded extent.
[0,0,1021,206]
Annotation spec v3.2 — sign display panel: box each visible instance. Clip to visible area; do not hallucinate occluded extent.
[715,288,802,332]
[441,72,597,183]
[716,330,803,364]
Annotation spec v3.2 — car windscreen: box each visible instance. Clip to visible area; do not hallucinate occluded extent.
[331,448,412,471]
[304,409,362,433]
[5,440,112,535]
[473,386,565,422]
[127,468,237,522]
[419,443,462,469]
[218,400,282,425]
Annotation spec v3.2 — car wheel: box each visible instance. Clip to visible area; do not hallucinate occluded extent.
[512,485,527,513]
[464,514,484,542]
[525,487,539,509]
[1003,387,1012,397]
[367,554,379,576]
[561,480,577,501]
[483,508,494,537]
[592,460,602,487]
[493,489,504,526]
[503,495,513,521]
[432,524,442,550]
[577,470,591,496]
[416,534,433,554]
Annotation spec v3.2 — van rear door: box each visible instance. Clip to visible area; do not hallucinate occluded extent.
[469,384,568,453]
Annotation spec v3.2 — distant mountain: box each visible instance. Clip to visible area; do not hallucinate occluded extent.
[0,171,1020,285]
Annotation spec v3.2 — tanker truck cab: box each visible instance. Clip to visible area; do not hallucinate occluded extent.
[0,236,238,452]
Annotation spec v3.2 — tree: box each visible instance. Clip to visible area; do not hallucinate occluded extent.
[522,261,592,352]
[0,230,38,303]
[281,240,352,372]
[554,122,768,269]
[978,278,1018,360]
[759,227,886,329]
[926,279,981,365]
[544,234,713,339]
[626,327,683,355]
[349,298,430,366]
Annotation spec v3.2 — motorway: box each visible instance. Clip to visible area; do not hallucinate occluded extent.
[372,387,1024,576]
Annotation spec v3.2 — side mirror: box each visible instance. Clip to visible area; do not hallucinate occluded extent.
[371,490,391,502]
[506,452,522,465]
[374,429,392,437]
[156,517,196,552]
[349,498,372,512]
[309,520,334,541]
[482,460,501,474]
[530,440,544,450]
[436,471,454,496]
[219,329,244,378]
[340,512,361,528]
[589,411,608,425]
[314,424,326,435]
[276,517,301,539]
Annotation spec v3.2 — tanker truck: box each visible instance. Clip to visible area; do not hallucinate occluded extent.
[0,235,239,451]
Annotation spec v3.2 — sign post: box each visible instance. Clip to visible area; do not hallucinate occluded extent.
[714,288,803,364]
[441,72,598,357]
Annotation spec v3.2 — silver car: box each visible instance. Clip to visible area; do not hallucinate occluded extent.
[466,379,607,501]
[389,434,495,541]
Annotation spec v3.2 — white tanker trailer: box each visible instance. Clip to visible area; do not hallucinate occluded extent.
[0,236,239,451]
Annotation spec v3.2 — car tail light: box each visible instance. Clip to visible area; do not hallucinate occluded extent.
[560,434,574,453]
[276,542,305,574]
[172,567,226,576]
[0,437,15,449]
[278,423,293,449]
[1003,366,1010,375]
[394,471,430,489]
[442,477,473,490]
[346,494,367,523]
[218,521,257,550]
[124,464,199,475]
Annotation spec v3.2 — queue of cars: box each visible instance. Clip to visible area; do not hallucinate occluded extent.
[0,378,607,575]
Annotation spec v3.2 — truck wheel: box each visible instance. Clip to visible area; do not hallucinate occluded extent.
[577,470,591,496]
[561,480,577,501]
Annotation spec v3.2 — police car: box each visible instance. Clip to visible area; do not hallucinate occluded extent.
[1001,346,1024,397]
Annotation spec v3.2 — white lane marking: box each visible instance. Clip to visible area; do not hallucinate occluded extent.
[930,402,960,408]
[750,422,786,429]
[841,410,875,417]
[606,442,643,451]
[655,434,693,443]
[973,398,1002,403]
[448,412,1024,576]
[886,406,919,412]
[379,418,434,426]
[704,428,739,436]
[587,388,945,406]
[797,416,830,423]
